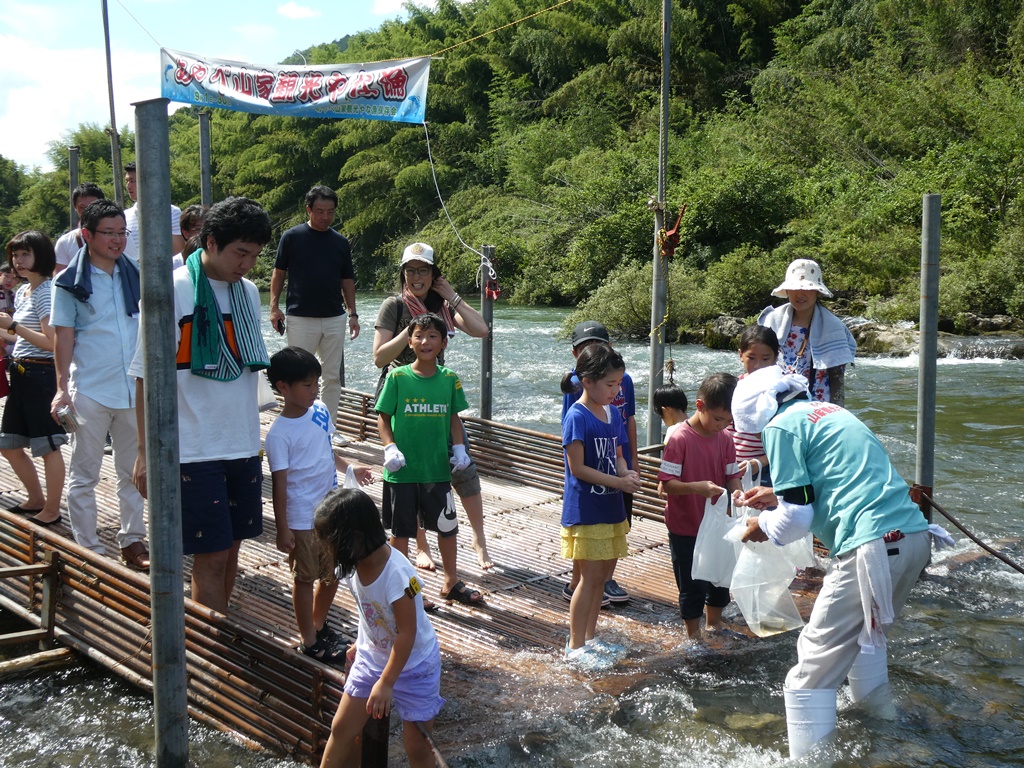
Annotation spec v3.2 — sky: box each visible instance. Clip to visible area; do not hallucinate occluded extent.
[0,0,438,172]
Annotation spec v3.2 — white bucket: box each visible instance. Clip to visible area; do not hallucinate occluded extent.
[784,687,836,759]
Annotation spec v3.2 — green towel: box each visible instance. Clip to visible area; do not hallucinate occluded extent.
[187,251,269,381]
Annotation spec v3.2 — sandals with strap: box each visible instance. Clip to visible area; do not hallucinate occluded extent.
[316,620,340,646]
[301,637,347,664]
[440,580,483,605]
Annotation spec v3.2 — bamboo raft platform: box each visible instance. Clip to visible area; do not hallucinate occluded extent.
[0,388,818,764]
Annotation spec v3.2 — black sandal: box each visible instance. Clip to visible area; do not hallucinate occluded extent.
[441,580,483,605]
[301,637,347,664]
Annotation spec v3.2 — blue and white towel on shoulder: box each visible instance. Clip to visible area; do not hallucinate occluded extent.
[758,303,857,370]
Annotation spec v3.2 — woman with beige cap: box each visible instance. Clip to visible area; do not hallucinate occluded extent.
[372,243,494,574]
[757,259,856,405]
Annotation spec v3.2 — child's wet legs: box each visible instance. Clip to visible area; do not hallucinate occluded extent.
[319,693,370,768]
[403,719,436,768]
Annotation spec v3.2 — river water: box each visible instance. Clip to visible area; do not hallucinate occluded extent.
[2,294,1023,767]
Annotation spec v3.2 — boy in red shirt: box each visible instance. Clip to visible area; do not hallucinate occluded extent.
[657,372,743,640]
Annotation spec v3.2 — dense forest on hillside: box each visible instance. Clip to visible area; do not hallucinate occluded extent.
[3,0,1024,338]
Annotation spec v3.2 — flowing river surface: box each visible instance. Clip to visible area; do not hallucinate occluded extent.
[2,294,1022,767]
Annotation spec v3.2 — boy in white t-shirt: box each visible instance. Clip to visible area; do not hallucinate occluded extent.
[264,347,372,663]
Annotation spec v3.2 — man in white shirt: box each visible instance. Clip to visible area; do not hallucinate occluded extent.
[122,161,185,260]
[54,183,105,270]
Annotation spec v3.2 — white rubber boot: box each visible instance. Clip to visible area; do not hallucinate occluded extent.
[847,648,888,702]
[847,648,896,719]
[784,687,836,759]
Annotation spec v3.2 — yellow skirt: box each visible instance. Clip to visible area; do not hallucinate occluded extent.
[560,520,630,561]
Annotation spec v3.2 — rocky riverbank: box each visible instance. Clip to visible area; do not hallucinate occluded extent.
[698,314,1024,359]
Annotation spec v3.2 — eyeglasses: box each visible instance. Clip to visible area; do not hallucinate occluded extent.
[92,229,131,239]
[403,266,432,277]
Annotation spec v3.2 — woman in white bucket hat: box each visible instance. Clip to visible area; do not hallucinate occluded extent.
[757,259,856,405]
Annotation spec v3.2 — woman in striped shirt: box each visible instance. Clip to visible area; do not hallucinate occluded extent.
[0,231,66,525]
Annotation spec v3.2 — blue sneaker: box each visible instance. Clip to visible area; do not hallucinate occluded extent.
[562,583,611,608]
[603,579,629,604]
[564,640,614,672]
[587,637,627,661]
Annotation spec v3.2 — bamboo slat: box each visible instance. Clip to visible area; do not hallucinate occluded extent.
[0,391,703,765]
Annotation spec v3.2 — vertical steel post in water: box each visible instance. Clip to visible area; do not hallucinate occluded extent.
[647,0,671,448]
[68,146,80,229]
[480,244,495,420]
[102,0,124,207]
[199,111,213,206]
[916,194,940,522]
[135,98,189,766]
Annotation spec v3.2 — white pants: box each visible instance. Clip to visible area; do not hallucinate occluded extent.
[66,392,147,553]
[785,529,930,691]
[287,314,346,416]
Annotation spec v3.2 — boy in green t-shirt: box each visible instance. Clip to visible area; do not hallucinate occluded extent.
[376,313,483,605]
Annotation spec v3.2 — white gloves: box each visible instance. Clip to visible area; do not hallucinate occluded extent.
[383,444,406,473]
[928,523,955,550]
[450,443,471,471]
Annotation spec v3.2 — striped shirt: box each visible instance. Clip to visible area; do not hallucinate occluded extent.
[727,425,765,461]
[12,280,53,359]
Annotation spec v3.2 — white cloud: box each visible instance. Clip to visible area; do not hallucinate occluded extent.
[372,0,436,14]
[0,34,157,171]
[278,2,320,20]
[230,22,281,53]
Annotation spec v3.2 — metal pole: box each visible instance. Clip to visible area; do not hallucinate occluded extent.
[102,0,124,206]
[646,0,671,448]
[916,194,940,522]
[199,111,213,206]
[135,97,188,767]
[68,146,80,229]
[480,244,495,420]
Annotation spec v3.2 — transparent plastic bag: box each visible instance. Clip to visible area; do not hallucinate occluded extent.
[740,462,762,492]
[342,466,360,489]
[726,532,805,637]
[691,492,741,588]
[257,371,277,412]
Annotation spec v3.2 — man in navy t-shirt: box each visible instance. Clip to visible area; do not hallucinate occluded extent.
[269,185,359,428]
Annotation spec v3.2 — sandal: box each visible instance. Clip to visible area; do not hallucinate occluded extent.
[301,637,347,664]
[440,580,483,605]
[316,620,340,646]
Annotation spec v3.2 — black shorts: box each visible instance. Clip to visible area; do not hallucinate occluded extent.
[382,481,458,539]
[179,456,264,555]
[0,360,67,456]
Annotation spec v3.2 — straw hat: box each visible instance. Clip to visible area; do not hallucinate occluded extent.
[771,259,833,298]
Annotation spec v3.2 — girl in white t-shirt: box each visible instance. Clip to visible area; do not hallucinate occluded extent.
[314,488,443,768]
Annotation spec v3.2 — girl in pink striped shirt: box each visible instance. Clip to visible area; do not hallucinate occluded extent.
[728,325,780,485]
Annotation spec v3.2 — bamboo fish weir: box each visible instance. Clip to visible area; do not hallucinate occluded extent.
[0,388,823,764]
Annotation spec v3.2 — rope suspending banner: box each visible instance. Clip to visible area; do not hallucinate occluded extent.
[427,0,577,59]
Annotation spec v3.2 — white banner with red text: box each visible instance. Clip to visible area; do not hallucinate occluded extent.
[160,48,430,123]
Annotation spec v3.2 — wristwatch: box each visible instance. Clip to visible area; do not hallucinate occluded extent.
[349,313,359,319]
